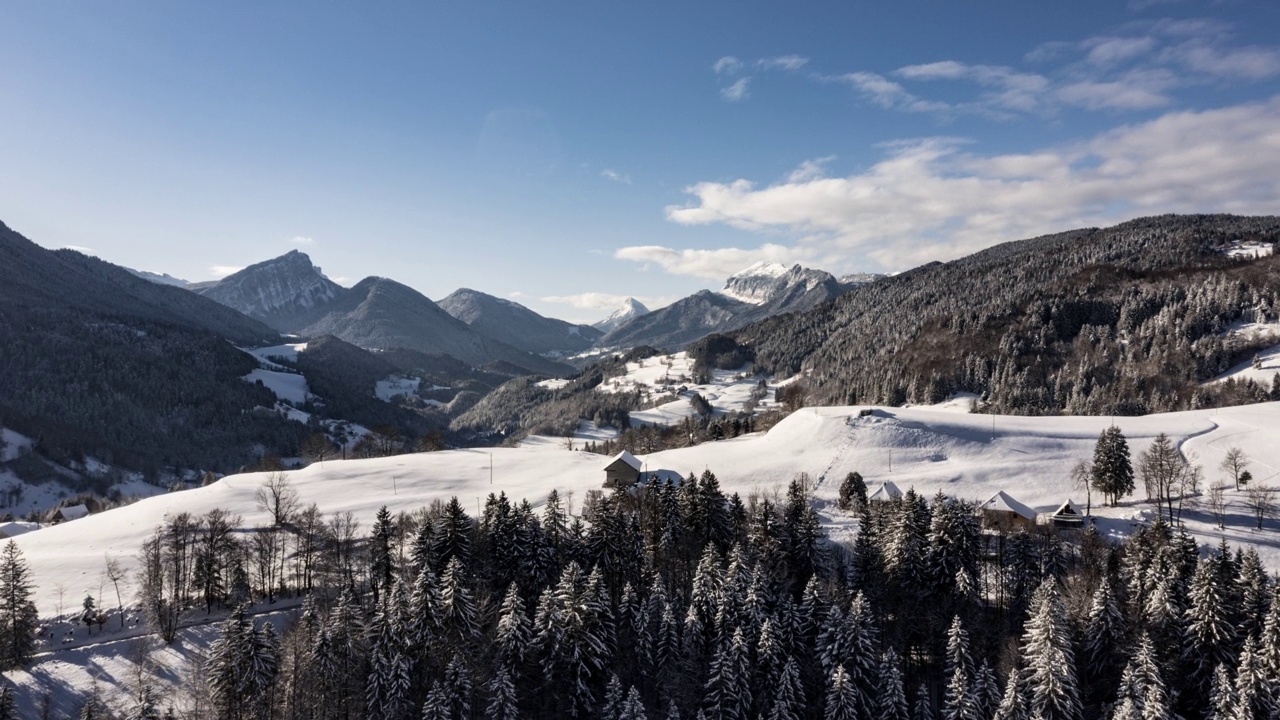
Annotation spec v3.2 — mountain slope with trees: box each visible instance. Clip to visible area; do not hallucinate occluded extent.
[736,214,1280,415]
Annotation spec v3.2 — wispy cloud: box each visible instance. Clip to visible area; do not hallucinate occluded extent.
[834,72,951,113]
[659,98,1280,272]
[290,236,315,245]
[614,243,805,281]
[601,169,632,184]
[542,292,676,312]
[813,18,1280,119]
[59,244,94,254]
[721,77,751,102]
[713,56,743,75]
[758,55,809,71]
[209,265,243,279]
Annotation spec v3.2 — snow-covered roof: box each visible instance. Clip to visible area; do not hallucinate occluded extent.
[980,491,1037,520]
[868,480,904,502]
[604,450,643,472]
[54,504,90,521]
[1052,499,1079,516]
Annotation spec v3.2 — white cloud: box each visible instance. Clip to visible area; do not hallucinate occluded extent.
[1166,42,1280,80]
[713,56,743,75]
[660,98,1280,271]
[331,276,353,287]
[613,243,806,281]
[290,236,315,245]
[209,265,244,279]
[59,245,94,254]
[1056,73,1174,110]
[721,77,751,102]
[758,55,809,71]
[508,291,527,299]
[542,292,677,312]
[1082,36,1157,65]
[601,169,632,184]
[835,72,951,113]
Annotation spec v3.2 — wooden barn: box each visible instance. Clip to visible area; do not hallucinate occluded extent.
[979,491,1037,531]
[603,451,643,489]
[1050,499,1085,528]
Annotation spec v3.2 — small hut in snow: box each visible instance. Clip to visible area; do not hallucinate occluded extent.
[868,480,904,503]
[603,451,643,489]
[1050,499,1085,528]
[979,491,1037,531]
[47,504,89,524]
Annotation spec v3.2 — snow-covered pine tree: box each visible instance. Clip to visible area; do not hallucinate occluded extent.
[1183,555,1238,705]
[369,505,396,603]
[1082,574,1126,692]
[702,629,751,720]
[603,674,625,720]
[1091,426,1134,506]
[1019,581,1082,720]
[913,683,935,720]
[620,686,648,720]
[767,657,804,720]
[444,654,474,720]
[366,593,412,720]
[824,666,859,720]
[877,649,910,720]
[421,680,451,720]
[0,541,37,669]
[816,604,850,678]
[495,583,531,671]
[1232,634,1265,720]
[440,556,479,642]
[124,683,162,720]
[975,661,1000,719]
[992,670,1027,720]
[0,684,13,720]
[486,666,520,720]
[1205,664,1236,720]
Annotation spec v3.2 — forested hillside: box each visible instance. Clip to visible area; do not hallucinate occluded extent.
[738,215,1280,415]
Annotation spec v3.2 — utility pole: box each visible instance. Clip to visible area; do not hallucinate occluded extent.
[392,475,397,496]
[490,452,494,485]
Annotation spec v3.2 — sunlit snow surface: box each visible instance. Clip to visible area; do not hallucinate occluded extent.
[11,400,1280,713]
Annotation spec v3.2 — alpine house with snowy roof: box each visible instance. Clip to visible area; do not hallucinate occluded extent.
[603,450,643,489]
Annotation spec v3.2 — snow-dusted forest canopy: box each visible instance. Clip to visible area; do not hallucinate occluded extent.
[5,467,1278,720]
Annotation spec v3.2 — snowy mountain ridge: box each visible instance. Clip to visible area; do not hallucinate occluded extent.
[593,298,651,333]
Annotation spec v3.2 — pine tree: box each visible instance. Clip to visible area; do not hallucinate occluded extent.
[125,684,162,720]
[620,686,648,720]
[878,649,910,720]
[1091,426,1134,506]
[766,656,804,720]
[1184,555,1237,705]
[440,556,479,642]
[992,670,1027,720]
[495,583,531,670]
[603,674,625,720]
[1082,574,1126,689]
[703,629,751,720]
[1233,634,1265,720]
[367,593,413,720]
[825,666,859,720]
[444,654,474,720]
[838,472,867,513]
[0,541,37,669]
[421,681,451,720]
[369,505,396,602]
[486,667,520,720]
[913,683,935,720]
[1205,664,1235,720]
[1020,582,1082,720]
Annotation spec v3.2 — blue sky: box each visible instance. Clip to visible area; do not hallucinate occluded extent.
[2,1,1279,323]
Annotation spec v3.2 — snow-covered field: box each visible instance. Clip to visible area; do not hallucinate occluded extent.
[10,400,1280,712]
[598,351,781,426]
[375,375,421,402]
[242,368,310,405]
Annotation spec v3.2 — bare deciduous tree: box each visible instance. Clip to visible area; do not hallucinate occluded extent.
[1242,484,1277,530]
[1206,482,1229,530]
[1220,446,1250,490]
[301,432,335,464]
[104,554,128,629]
[256,472,299,527]
[1072,459,1093,516]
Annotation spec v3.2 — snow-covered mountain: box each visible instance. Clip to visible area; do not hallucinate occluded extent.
[126,268,192,288]
[195,250,343,331]
[720,261,832,305]
[593,298,650,334]
[439,288,603,356]
[599,262,850,350]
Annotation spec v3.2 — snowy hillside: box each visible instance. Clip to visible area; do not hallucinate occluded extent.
[15,400,1280,618]
[596,351,782,426]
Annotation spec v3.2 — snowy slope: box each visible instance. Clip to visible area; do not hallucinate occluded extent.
[243,368,309,404]
[597,351,781,425]
[14,400,1280,619]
